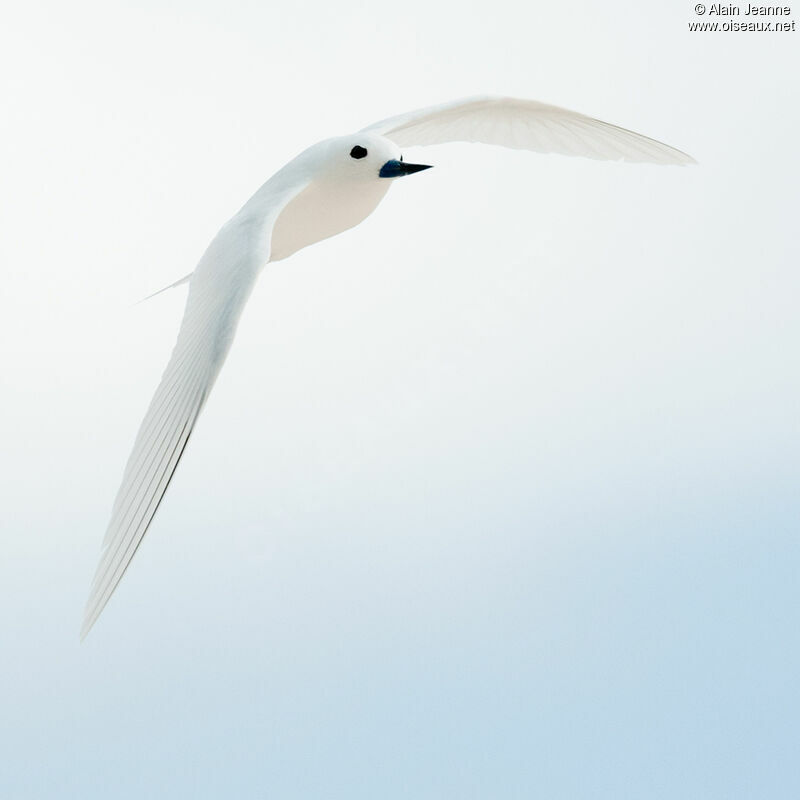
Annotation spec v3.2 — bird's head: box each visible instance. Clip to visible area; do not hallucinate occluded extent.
[267,133,434,262]
[314,133,432,183]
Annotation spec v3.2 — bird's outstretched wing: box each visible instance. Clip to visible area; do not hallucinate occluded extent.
[362,95,695,165]
[82,182,306,639]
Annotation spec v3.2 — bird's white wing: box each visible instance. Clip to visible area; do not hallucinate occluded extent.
[362,95,694,165]
[82,181,306,639]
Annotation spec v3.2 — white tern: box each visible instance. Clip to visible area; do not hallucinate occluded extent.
[82,95,694,638]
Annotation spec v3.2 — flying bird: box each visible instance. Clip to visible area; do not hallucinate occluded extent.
[82,95,694,638]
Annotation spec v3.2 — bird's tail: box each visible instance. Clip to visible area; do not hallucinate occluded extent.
[136,272,193,305]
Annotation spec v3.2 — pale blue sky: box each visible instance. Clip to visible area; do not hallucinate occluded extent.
[1,1,798,797]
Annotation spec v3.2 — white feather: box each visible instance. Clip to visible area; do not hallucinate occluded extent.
[81,177,308,639]
[363,95,695,165]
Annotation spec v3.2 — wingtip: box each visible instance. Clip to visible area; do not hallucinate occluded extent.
[80,579,109,642]
[79,608,97,642]
[669,148,698,166]
[644,149,697,167]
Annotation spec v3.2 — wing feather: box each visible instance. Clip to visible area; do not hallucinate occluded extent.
[363,95,695,165]
[82,181,306,639]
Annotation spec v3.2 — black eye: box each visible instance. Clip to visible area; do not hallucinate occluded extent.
[350,145,368,159]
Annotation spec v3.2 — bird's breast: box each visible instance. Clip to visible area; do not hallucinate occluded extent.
[269,178,390,262]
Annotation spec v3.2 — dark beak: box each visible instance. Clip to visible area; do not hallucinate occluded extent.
[379,159,433,179]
